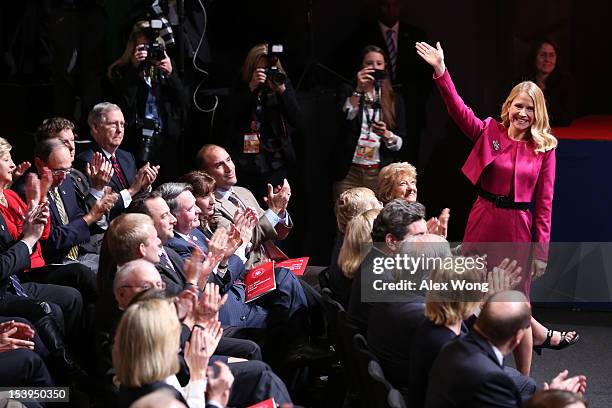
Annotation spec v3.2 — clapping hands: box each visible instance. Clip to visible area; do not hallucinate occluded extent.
[264,178,291,216]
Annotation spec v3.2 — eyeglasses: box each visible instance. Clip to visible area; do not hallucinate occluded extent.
[50,168,72,177]
[104,121,125,131]
[121,281,166,291]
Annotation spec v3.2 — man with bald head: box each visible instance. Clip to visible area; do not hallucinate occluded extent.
[196,144,292,268]
[425,291,587,407]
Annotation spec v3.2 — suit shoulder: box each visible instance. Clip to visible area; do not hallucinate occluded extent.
[76,148,95,161]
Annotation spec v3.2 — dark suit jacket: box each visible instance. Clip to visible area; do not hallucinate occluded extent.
[74,143,137,219]
[425,331,522,408]
[0,214,31,298]
[166,229,269,329]
[156,246,188,296]
[45,179,91,263]
[407,320,464,407]
[366,299,426,397]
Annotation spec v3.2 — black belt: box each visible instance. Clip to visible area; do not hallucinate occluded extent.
[477,188,530,210]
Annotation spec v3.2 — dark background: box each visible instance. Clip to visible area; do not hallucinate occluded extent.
[1,0,611,264]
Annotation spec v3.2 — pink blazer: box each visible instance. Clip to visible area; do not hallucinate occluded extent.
[434,69,555,253]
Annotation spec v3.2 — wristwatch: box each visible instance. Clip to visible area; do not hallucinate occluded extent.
[352,90,364,98]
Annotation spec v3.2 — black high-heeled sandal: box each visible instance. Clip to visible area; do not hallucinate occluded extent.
[533,329,580,355]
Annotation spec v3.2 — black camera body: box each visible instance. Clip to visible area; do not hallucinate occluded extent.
[372,69,386,81]
[140,20,166,66]
[136,117,161,162]
[265,44,286,86]
[143,42,166,62]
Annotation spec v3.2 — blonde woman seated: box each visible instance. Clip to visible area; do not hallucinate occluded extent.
[335,208,381,307]
[408,259,538,407]
[406,260,483,406]
[113,298,228,408]
[377,162,450,237]
[331,188,381,305]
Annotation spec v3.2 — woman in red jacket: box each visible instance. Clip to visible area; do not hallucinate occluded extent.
[416,41,578,375]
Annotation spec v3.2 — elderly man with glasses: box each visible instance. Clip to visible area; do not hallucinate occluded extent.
[74,102,160,220]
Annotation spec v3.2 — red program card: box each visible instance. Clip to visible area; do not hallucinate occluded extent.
[276,257,310,276]
[245,261,277,302]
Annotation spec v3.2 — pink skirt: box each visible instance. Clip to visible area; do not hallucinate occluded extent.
[462,197,533,295]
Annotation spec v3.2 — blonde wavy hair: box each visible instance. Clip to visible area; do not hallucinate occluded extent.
[338,208,380,279]
[376,162,417,204]
[335,187,380,233]
[113,298,181,388]
[425,257,484,326]
[501,81,557,153]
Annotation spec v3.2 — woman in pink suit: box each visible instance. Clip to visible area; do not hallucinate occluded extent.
[415,41,578,375]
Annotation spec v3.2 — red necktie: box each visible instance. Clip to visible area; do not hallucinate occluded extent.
[110,154,128,189]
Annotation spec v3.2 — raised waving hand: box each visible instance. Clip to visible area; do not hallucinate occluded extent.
[415,41,446,77]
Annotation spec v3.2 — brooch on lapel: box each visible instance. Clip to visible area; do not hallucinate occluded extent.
[492,140,500,151]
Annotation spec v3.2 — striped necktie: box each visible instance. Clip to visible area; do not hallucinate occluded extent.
[385,29,397,79]
[110,154,129,189]
[9,275,28,297]
[50,188,79,260]
[227,191,246,211]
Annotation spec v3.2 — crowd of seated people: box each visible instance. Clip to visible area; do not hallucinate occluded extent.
[0,10,591,406]
[0,104,590,407]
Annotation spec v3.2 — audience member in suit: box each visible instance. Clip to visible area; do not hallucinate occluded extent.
[0,171,87,385]
[96,256,290,406]
[347,200,427,332]
[366,234,448,401]
[331,187,381,307]
[154,181,317,371]
[333,45,406,201]
[34,116,116,254]
[0,318,54,388]
[13,139,118,277]
[34,117,115,212]
[158,182,309,338]
[197,145,292,269]
[425,291,587,408]
[74,102,159,220]
[96,213,293,406]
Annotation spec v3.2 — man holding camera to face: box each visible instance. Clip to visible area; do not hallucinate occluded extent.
[228,43,302,204]
[107,20,188,185]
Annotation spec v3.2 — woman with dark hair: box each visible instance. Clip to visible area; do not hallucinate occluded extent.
[333,45,406,201]
[228,44,301,202]
[524,39,574,126]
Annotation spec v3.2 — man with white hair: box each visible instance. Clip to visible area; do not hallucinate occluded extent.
[75,102,159,219]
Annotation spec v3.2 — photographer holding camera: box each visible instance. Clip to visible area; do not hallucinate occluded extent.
[107,20,187,184]
[228,43,302,202]
[332,45,406,201]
